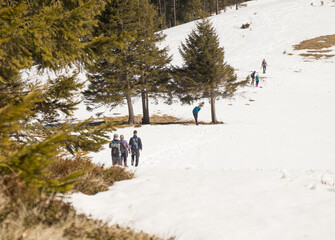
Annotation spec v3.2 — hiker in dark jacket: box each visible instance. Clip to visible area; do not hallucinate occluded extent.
[109,134,122,165]
[120,134,130,167]
[129,130,142,167]
[250,71,256,85]
[192,102,204,125]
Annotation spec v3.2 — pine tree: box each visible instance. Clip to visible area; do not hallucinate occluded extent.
[0,0,118,196]
[133,2,171,124]
[173,19,240,124]
[84,0,171,125]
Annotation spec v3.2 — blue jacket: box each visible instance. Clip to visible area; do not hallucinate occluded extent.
[256,76,259,82]
[193,106,201,114]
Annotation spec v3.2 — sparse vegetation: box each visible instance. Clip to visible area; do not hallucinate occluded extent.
[0,191,173,240]
[240,23,250,29]
[294,34,335,59]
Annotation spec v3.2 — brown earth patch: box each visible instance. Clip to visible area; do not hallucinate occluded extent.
[97,114,222,126]
[299,53,335,59]
[294,34,335,50]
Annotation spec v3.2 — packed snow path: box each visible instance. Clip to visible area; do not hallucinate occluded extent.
[71,0,335,239]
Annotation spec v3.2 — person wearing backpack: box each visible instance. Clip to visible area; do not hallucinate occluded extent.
[261,59,267,74]
[192,102,204,125]
[250,71,256,86]
[109,134,122,166]
[120,134,130,167]
[129,130,142,167]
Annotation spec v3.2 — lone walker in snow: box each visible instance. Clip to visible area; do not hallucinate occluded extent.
[250,71,256,86]
[262,59,267,74]
[129,130,142,167]
[109,134,122,166]
[193,102,204,125]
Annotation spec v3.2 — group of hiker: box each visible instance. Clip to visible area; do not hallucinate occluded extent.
[250,59,267,87]
[109,130,142,167]
[192,59,268,125]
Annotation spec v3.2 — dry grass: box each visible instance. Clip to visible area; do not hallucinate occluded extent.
[0,192,173,240]
[98,114,220,126]
[47,153,134,195]
[293,34,335,59]
[299,53,335,59]
[294,34,335,50]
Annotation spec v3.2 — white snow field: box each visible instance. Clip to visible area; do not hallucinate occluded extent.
[71,0,335,239]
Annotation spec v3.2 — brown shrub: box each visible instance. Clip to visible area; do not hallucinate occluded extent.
[0,192,174,240]
[47,152,134,195]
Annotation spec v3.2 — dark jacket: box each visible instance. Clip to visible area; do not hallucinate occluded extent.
[129,136,142,150]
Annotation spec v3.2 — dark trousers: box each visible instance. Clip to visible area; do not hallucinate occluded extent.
[193,113,198,125]
[256,80,259,87]
[131,149,140,167]
[263,66,266,73]
[251,77,255,85]
[121,152,128,166]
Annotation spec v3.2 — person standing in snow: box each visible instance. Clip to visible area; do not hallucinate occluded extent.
[262,59,267,74]
[250,71,256,86]
[109,134,122,166]
[255,74,260,87]
[192,102,204,125]
[129,130,142,167]
[120,135,130,167]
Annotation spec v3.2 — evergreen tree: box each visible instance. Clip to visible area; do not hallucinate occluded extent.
[0,0,118,196]
[84,0,171,125]
[133,2,171,124]
[173,19,241,124]
[84,0,139,124]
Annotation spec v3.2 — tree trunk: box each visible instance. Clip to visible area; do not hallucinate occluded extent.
[126,93,134,124]
[222,0,225,12]
[210,93,217,124]
[204,0,206,12]
[141,91,150,124]
[173,0,176,27]
[235,0,238,10]
[216,0,219,14]
[163,0,166,27]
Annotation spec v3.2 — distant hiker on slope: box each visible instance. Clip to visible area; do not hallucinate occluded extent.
[193,102,204,125]
[250,71,256,85]
[256,74,260,87]
[109,134,122,166]
[129,130,142,167]
[120,135,130,167]
[262,59,267,74]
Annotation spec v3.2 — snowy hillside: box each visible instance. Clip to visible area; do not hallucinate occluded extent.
[71,0,335,239]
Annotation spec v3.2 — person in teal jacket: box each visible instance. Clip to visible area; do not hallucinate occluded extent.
[192,102,204,125]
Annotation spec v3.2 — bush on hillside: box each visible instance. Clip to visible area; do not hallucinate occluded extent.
[240,23,250,29]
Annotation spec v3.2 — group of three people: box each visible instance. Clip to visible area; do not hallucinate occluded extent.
[250,59,268,87]
[109,130,142,167]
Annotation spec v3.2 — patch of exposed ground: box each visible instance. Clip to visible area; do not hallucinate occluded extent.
[294,34,335,59]
[96,114,222,126]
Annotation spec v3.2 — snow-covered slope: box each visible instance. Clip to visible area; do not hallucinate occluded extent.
[71,0,335,239]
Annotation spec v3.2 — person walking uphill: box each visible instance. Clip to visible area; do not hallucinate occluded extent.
[129,130,142,167]
[193,102,204,125]
[262,59,267,74]
[120,135,130,167]
[109,134,122,166]
[250,71,256,86]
